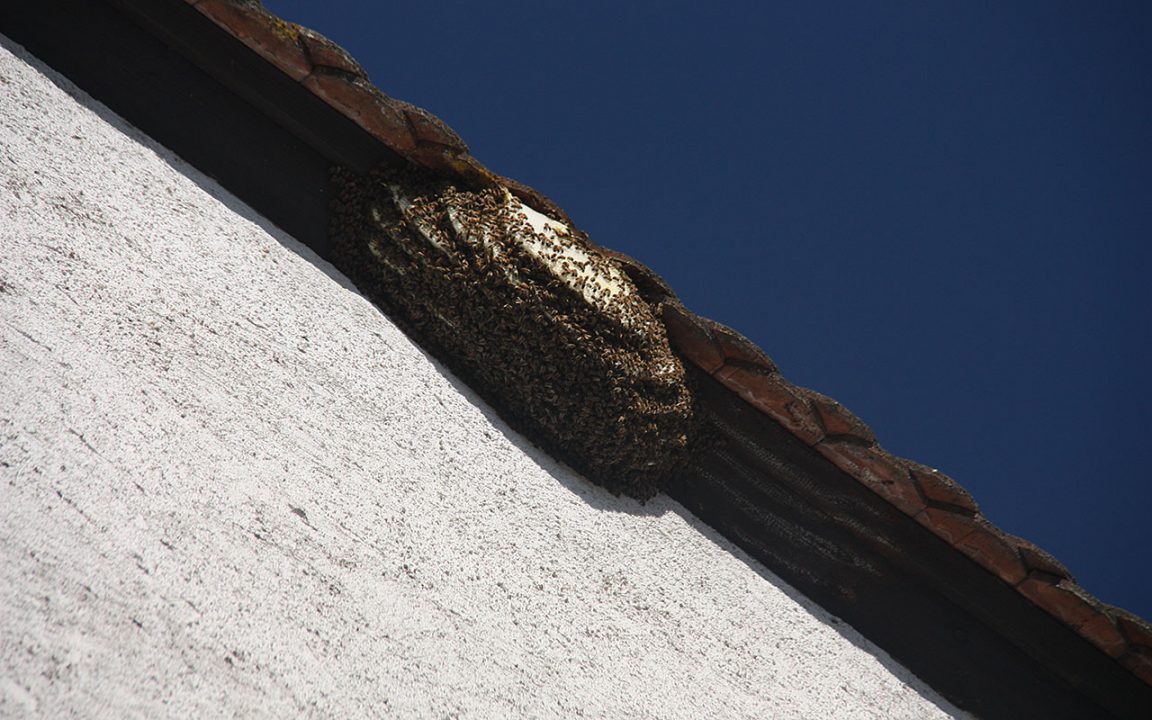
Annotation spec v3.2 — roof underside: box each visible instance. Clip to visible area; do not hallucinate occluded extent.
[2,1,1149,717]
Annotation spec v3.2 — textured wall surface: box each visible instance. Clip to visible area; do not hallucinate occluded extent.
[0,36,966,719]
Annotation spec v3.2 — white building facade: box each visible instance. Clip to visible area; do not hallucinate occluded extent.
[0,35,964,719]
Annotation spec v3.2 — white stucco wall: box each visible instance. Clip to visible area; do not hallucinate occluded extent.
[0,36,968,719]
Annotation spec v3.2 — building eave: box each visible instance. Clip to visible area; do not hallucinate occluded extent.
[3,1,1149,717]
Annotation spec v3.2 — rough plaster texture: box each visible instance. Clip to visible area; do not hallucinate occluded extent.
[0,36,968,719]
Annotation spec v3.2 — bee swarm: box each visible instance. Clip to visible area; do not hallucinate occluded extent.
[329,163,698,499]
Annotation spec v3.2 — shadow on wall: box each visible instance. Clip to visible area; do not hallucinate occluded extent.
[8,29,679,516]
[11,42,964,716]
[256,220,673,519]
[35,59,664,518]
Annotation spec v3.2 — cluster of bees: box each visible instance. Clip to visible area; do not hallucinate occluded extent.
[329,162,699,499]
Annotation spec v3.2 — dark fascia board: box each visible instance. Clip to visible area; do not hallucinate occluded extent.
[0,0,394,254]
[3,1,1150,718]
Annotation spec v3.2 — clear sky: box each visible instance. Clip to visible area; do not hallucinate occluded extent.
[263,0,1152,619]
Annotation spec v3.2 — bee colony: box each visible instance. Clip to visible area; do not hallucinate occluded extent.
[330,163,698,499]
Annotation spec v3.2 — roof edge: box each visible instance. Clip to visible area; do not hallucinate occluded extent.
[8,0,1145,699]
[176,0,1152,690]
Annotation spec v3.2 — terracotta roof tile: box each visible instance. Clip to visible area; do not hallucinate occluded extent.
[1118,608,1152,650]
[1080,611,1130,660]
[711,323,778,372]
[192,0,312,81]
[914,505,981,545]
[907,462,979,514]
[1116,610,1152,684]
[815,442,928,517]
[397,100,467,152]
[806,391,876,445]
[954,521,1029,585]
[190,0,503,199]
[178,0,1152,691]
[1018,572,1124,654]
[301,72,416,153]
[713,365,824,446]
[660,304,724,374]
[295,25,366,77]
[1016,538,1075,582]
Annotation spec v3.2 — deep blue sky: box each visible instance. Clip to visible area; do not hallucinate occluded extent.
[264,1,1152,619]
